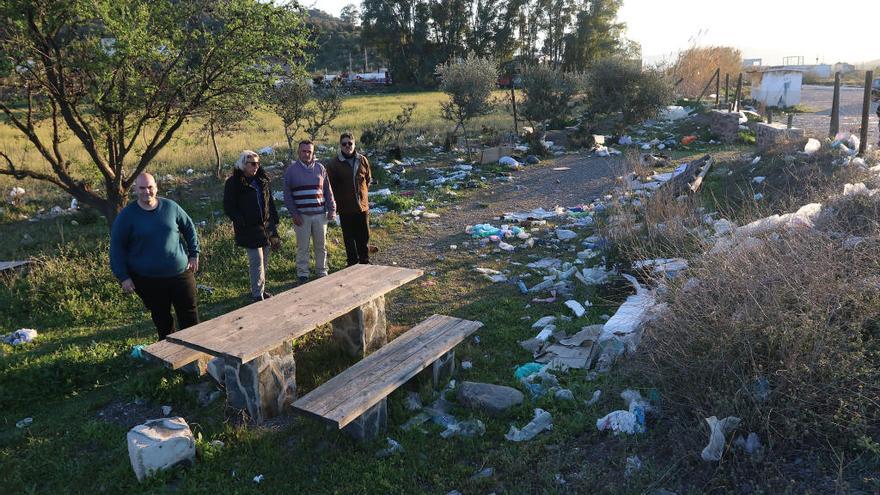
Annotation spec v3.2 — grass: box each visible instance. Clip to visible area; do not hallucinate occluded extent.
[0,93,653,493]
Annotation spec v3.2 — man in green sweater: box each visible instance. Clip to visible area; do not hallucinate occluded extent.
[110,173,201,339]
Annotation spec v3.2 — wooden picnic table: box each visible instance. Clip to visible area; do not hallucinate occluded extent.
[166,263,423,422]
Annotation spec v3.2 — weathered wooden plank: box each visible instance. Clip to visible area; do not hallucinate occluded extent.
[168,264,422,363]
[293,315,483,428]
[143,339,210,370]
[0,260,30,273]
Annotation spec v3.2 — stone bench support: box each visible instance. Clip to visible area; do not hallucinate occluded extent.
[343,399,388,442]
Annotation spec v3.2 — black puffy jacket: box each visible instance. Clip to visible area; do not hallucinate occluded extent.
[223,167,279,249]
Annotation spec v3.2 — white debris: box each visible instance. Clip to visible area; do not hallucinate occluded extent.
[505,408,553,441]
[253,474,264,484]
[585,390,602,406]
[368,188,392,197]
[633,258,688,277]
[659,105,693,121]
[803,138,821,155]
[701,416,741,461]
[736,203,822,237]
[556,229,577,241]
[3,328,38,346]
[751,156,762,165]
[752,176,765,184]
[599,274,656,353]
[16,417,33,428]
[532,316,556,329]
[127,417,196,482]
[499,156,521,168]
[564,300,586,318]
[257,146,274,155]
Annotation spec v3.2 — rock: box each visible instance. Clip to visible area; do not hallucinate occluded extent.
[556,229,577,241]
[526,155,540,164]
[127,417,196,482]
[457,381,524,416]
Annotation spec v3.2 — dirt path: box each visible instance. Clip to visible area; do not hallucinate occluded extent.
[374,153,620,268]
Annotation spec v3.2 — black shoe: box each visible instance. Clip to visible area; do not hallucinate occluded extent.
[262,291,273,299]
[298,276,309,284]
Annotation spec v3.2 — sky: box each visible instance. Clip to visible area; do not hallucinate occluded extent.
[304,0,879,67]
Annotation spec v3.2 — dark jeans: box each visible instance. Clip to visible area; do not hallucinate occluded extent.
[131,270,199,339]
[339,211,371,266]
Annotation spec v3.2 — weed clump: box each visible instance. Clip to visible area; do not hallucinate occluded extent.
[636,194,880,451]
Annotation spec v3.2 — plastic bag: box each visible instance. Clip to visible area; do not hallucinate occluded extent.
[505,408,552,441]
[701,415,741,461]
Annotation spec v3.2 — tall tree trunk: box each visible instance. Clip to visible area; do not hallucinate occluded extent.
[210,121,221,179]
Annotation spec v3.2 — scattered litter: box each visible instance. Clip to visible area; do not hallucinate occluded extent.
[681,135,697,145]
[161,405,172,416]
[474,267,507,283]
[701,416,741,461]
[531,316,556,329]
[404,391,423,411]
[660,106,693,121]
[130,344,147,360]
[556,229,577,241]
[753,192,764,201]
[734,432,764,458]
[514,363,545,380]
[752,176,765,184]
[554,388,574,401]
[441,418,486,439]
[499,156,521,168]
[803,138,821,155]
[461,361,472,370]
[16,417,33,428]
[596,389,650,435]
[505,408,553,441]
[253,474,264,484]
[625,456,642,478]
[564,300,586,318]
[375,438,404,458]
[585,390,602,406]
[470,467,494,480]
[196,284,215,295]
[257,146,274,155]
[633,258,688,277]
[552,167,571,171]
[3,328,38,346]
[599,274,656,353]
[368,188,392,197]
[751,156,761,165]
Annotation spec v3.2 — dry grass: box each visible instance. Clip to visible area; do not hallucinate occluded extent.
[603,152,880,452]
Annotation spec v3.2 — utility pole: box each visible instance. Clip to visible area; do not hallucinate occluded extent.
[364,47,368,73]
[859,70,873,156]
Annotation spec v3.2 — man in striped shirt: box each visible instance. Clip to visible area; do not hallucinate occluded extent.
[283,140,336,283]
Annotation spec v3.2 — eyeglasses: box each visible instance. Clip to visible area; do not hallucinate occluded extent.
[246,160,260,165]
[341,141,354,146]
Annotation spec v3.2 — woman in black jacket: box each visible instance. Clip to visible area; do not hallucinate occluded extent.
[223,150,281,302]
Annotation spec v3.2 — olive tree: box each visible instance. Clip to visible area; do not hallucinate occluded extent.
[519,65,586,135]
[436,54,497,155]
[0,0,309,228]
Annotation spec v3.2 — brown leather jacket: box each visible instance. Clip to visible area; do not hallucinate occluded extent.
[326,153,372,215]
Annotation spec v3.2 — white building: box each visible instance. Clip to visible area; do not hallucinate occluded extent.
[749,68,803,107]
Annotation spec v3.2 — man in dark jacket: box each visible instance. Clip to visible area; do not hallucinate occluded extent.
[326,133,373,265]
[224,150,280,301]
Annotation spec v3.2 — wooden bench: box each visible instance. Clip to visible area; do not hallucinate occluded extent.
[142,339,211,376]
[166,264,423,423]
[292,314,483,441]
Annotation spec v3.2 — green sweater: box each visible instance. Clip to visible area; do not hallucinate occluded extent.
[110,198,199,281]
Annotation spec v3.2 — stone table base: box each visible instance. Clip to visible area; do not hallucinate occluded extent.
[223,341,296,424]
[331,296,387,357]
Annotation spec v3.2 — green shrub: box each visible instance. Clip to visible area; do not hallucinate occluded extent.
[586,58,673,129]
[519,65,586,132]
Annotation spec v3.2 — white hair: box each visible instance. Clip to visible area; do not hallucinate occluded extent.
[235,150,259,171]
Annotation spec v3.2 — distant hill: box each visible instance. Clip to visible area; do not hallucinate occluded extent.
[306,9,385,75]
